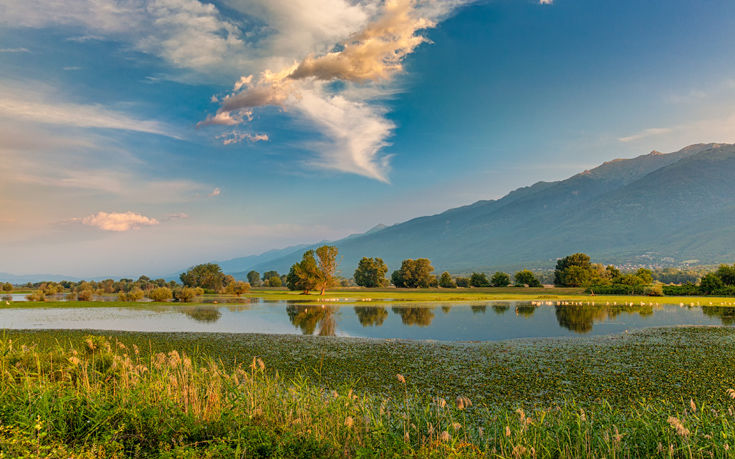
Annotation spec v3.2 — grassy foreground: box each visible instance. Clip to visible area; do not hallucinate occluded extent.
[2,328,735,457]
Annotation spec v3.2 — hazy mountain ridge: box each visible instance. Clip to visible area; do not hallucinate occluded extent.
[236,143,734,276]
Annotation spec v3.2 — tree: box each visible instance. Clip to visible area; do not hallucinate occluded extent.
[469,272,490,287]
[315,245,339,295]
[554,253,592,286]
[247,270,261,287]
[635,268,654,285]
[438,272,456,288]
[262,271,279,282]
[715,264,735,286]
[1,282,12,292]
[148,287,173,302]
[286,250,320,293]
[455,277,470,288]
[266,276,282,287]
[175,287,200,303]
[514,270,541,287]
[118,287,144,302]
[77,289,94,301]
[225,280,251,297]
[354,257,389,287]
[490,272,511,287]
[180,263,227,292]
[391,259,435,288]
[700,273,724,294]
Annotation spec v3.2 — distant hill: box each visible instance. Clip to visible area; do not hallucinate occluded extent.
[234,143,735,276]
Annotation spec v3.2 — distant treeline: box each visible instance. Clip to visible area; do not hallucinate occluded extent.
[4,250,734,299]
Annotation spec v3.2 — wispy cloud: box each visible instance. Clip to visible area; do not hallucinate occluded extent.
[80,211,159,232]
[539,0,553,4]
[202,0,466,182]
[0,83,175,137]
[618,127,672,143]
[0,47,30,53]
[208,187,221,197]
[217,130,269,145]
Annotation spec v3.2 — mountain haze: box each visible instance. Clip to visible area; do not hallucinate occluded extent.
[231,143,735,277]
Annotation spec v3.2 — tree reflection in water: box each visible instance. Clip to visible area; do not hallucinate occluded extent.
[515,304,536,318]
[471,305,487,314]
[391,306,435,327]
[554,304,656,333]
[702,306,735,325]
[183,307,222,323]
[492,304,510,314]
[354,306,388,327]
[441,306,452,314]
[286,305,337,336]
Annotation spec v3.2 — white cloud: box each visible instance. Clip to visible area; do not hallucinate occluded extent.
[0,82,175,137]
[81,211,159,232]
[0,0,253,77]
[203,0,466,181]
[618,127,673,143]
[208,187,221,197]
[0,48,30,53]
[539,0,553,4]
[218,130,269,145]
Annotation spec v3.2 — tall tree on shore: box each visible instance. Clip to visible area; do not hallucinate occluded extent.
[354,257,389,287]
[315,245,339,295]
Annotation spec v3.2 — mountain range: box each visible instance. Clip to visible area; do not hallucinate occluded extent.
[223,143,735,278]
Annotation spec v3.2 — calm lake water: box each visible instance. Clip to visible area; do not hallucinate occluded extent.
[2,300,734,341]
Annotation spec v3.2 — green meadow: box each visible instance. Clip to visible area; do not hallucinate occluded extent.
[2,327,735,457]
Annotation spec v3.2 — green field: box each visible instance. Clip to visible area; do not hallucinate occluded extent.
[1,327,735,457]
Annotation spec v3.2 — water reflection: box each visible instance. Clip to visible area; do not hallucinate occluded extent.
[702,307,735,325]
[391,306,435,327]
[4,300,735,341]
[354,306,388,327]
[183,307,222,323]
[286,305,337,336]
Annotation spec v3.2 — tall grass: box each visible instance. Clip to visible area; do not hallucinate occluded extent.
[0,335,734,457]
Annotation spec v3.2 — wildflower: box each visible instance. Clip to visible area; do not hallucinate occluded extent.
[404,432,410,442]
[440,431,450,442]
[332,390,339,399]
[690,399,697,413]
[512,445,527,457]
[257,358,265,371]
[427,423,434,435]
[396,374,406,384]
[505,425,511,437]
[344,416,354,429]
[478,427,484,437]
[727,389,735,399]
[133,344,140,355]
[434,397,447,408]
[456,396,472,410]
[667,417,690,437]
[613,426,623,444]
[580,409,586,421]
[725,444,730,451]
[68,356,81,366]
[452,422,462,431]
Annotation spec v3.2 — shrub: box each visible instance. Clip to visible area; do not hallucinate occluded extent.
[490,272,511,287]
[118,288,144,302]
[25,290,46,301]
[469,273,490,287]
[77,289,94,301]
[148,287,173,302]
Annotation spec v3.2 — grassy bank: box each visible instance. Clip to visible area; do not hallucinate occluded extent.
[1,328,735,457]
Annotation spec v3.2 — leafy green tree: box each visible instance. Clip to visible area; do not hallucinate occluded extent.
[148,287,173,302]
[490,272,511,287]
[715,264,735,286]
[391,258,435,288]
[225,281,251,296]
[180,263,227,292]
[1,282,12,292]
[438,272,456,288]
[469,272,490,287]
[455,277,470,288]
[265,276,282,287]
[315,245,339,295]
[700,273,724,294]
[262,271,279,282]
[247,271,261,287]
[554,253,592,286]
[514,270,541,287]
[635,268,654,285]
[287,250,320,293]
[354,257,389,287]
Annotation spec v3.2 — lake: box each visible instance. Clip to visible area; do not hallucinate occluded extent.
[2,300,734,341]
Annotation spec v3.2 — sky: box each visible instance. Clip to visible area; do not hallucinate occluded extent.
[2,0,735,277]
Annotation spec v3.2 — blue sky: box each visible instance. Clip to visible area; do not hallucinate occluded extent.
[2,0,735,277]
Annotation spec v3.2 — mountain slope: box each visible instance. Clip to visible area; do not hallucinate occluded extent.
[239,143,735,276]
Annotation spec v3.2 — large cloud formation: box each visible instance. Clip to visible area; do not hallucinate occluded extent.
[203,0,466,182]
